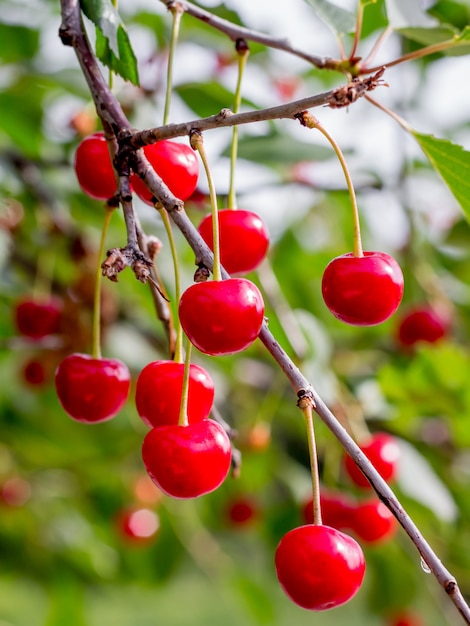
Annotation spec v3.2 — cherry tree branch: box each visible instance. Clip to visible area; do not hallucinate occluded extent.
[58,1,470,622]
[160,0,338,71]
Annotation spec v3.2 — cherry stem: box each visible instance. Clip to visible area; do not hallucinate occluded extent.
[299,113,363,258]
[299,395,322,526]
[164,3,183,125]
[360,26,393,70]
[158,204,184,362]
[190,130,222,281]
[92,207,114,359]
[365,94,414,134]
[228,39,249,210]
[348,2,364,63]
[178,337,192,428]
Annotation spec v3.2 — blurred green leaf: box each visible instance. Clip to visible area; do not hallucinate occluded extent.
[175,82,256,118]
[0,24,39,63]
[222,130,335,166]
[304,0,357,35]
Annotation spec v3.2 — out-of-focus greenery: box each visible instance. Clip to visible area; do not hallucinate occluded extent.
[1,1,470,624]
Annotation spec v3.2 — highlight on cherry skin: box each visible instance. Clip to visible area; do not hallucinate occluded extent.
[197,209,270,275]
[54,353,131,423]
[274,524,366,611]
[321,251,404,326]
[142,419,232,499]
[135,360,215,428]
[178,277,265,356]
[130,139,199,204]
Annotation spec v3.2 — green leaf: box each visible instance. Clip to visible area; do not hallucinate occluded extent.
[175,82,256,118]
[412,132,470,222]
[361,0,389,38]
[304,0,356,36]
[0,24,39,63]
[222,130,335,166]
[80,0,139,84]
[95,25,139,86]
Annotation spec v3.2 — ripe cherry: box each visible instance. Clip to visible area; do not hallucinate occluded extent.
[116,507,160,544]
[142,419,232,499]
[350,499,398,544]
[344,432,400,489]
[386,611,424,626]
[14,297,63,340]
[131,140,198,204]
[178,278,265,356]
[396,305,451,348]
[55,353,130,423]
[275,524,365,611]
[197,209,270,275]
[321,251,404,326]
[74,132,117,200]
[135,360,214,428]
[21,358,47,387]
[302,489,354,530]
[225,495,259,527]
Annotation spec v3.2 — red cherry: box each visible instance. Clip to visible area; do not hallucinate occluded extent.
[321,251,404,326]
[22,358,47,387]
[74,132,117,200]
[197,209,270,275]
[131,140,198,204]
[350,499,398,544]
[275,524,365,611]
[116,507,160,544]
[14,297,63,340]
[142,419,232,499]
[225,495,259,527]
[178,278,265,356]
[344,432,400,489]
[135,360,214,428]
[1,477,31,507]
[397,305,451,348]
[54,353,130,423]
[386,611,424,626]
[302,489,354,529]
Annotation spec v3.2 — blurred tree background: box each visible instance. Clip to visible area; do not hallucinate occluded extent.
[2,0,470,624]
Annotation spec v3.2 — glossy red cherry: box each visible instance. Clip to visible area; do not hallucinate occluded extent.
[131,140,198,204]
[178,278,265,356]
[142,419,232,499]
[321,251,404,326]
[116,507,160,544]
[135,360,214,428]
[14,297,63,340]
[302,489,354,530]
[396,305,451,348]
[197,209,270,275]
[74,132,117,200]
[275,524,366,611]
[344,432,400,489]
[54,353,131,423]
[350,499,398,544]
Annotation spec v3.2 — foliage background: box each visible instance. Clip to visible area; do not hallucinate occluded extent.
[1,0,470,624]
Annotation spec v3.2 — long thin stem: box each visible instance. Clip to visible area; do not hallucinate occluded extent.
[178,337,192,427]
[159,205,183,362]
[163,3,183,125]
[299,396,322,526]
[228,39,249,209]
[190,130,222,281]
[92,207,114,359]
[299,113,363,257]
[348,2,364,63]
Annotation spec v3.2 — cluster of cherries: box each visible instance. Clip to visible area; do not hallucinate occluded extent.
[31,131,449,617]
